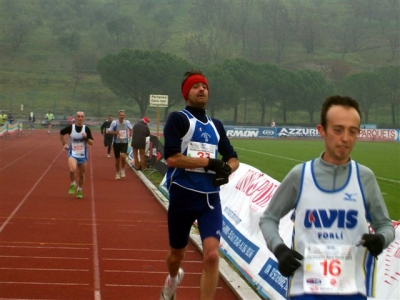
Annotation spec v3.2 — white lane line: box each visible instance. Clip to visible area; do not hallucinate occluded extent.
[0,281,89,286]
[0,149,64,234]
[101,248,194,253]
[376,176,400,184]
[0,267,88,272]
[102,258,202,263]
[89,148,102,300]
[236,147,400,184]
[104,270,201,275]
[104,284,216,289]
[0,255,88,260]
[0,139,52,172]
[0,245,90,250]
[236,147,303,162]
[0,135,35,152]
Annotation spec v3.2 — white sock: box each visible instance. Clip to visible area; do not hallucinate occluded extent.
[169,275,178,285]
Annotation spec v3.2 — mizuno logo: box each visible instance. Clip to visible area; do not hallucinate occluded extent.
[343,193,357,201]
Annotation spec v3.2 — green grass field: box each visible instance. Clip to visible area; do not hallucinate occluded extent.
[230,139,400,221]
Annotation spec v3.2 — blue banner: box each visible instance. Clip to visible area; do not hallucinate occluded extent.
[221,215,259,264]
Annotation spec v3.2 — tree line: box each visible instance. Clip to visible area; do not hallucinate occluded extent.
[97,49,400,126]
[1,0,399,126]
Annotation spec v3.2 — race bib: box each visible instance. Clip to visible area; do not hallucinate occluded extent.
[72,142,85,157]
[119,130,127,139]
[186,142,216,173]
[303,244,357,294]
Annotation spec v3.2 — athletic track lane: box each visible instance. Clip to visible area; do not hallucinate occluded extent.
[0,130,240,300]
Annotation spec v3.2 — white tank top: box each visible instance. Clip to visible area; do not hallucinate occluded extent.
[69,125,87,158]
[289,160,375,297]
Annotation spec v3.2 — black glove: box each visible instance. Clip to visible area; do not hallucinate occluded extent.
[212,172,230,187]
[205,158,231,176]
[360,233,385,258]
[274,244,303,277]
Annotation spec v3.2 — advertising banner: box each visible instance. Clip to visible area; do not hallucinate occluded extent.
[225,126,276,138]
[277,127,321,138]
[358,129,399,141]
[225,126,400,142]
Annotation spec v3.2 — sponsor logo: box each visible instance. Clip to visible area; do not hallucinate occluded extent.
[278,128,320,137]
[304,209,358,229]
[310,286,320,292]
[343,193,357,201]
[226,129,259,137]
[201,132,211,142]
[306,278,322,284]
[358,129,398,141]
[262,129,275,136]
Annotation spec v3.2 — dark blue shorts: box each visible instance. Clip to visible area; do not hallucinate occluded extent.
[167,184,222,249]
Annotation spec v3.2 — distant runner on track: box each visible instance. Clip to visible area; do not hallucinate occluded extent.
[59,111,94,199]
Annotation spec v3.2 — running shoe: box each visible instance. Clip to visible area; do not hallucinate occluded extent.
[76,190,83,199]
[120,169,125,178]
[68,183,76,195]
[160,268,184,300]
[115,172,121,180]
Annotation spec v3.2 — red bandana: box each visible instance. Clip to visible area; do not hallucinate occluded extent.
[181,74,209,100]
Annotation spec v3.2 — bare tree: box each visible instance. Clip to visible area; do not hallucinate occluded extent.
[70,52,98,100]
[260,0,293,64]
[1,0,39,53]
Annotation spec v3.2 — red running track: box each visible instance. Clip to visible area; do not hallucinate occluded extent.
[0,130,239,300]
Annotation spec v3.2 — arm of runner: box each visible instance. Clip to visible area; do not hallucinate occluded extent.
[59,133,69,150]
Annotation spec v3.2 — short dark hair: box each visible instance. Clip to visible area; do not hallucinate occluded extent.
[320,95,362,128]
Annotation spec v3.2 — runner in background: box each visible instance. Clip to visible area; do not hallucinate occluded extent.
[259,95,394,300]
[101,115,114,158]
[45,111,54,134]
[59,111,94,199]
[131,116,150,170]
[107,110,132,179]
[29,112,35,131]
[0,111,7,126]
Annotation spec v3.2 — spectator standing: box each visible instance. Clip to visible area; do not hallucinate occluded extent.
[101,115,114,157]
[160,70,239,300]
[270,119,276,127]
[59,111,94,199]
[29,112,36,130]
[131,116,150,170]
[7,112,14,124]
[259,95,395,300]
[45,111,54,134]
[107,110,132,179]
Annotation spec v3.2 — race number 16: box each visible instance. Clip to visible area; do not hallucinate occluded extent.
[320,259,341,276]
